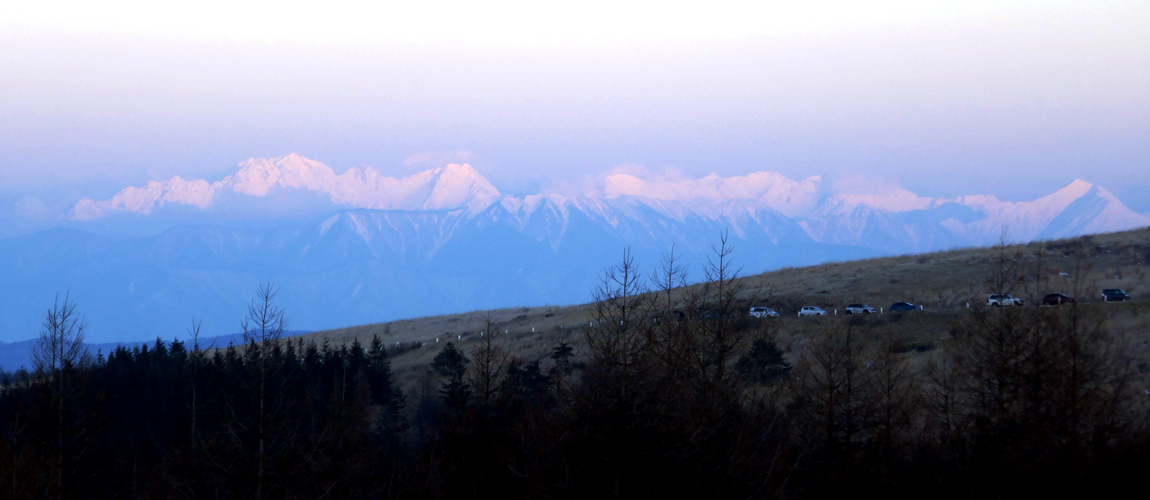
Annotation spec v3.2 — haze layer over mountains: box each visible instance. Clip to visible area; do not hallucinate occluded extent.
[2,154,1146,342]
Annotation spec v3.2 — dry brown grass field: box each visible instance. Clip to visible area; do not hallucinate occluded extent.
[296,228,1150,388]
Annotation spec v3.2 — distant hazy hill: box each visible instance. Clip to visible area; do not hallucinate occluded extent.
[0,154,1145,342]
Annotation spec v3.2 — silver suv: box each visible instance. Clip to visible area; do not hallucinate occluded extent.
[987,293,1024,307]
[845,304,877,314]
[750,307,779,318]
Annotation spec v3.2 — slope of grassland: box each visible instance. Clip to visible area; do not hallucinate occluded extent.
[297,228,1150,385]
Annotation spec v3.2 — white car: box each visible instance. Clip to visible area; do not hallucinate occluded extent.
[798,306,827,317]
[845,303,877,314]
[750,307,779,318]
[987,294,1024,307]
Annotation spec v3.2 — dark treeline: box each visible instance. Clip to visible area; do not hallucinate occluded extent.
[1,236,1148,498]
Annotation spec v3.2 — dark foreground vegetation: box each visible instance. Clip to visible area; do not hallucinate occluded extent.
[2,235,1149,499]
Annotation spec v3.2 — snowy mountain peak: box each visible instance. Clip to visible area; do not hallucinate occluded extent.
[1037,183,1150,240]
[600,170,822,218]
[1065,178,1094,192]
[221,153,335,196]
[70,176,216,221]
[422,163,500,212]
[1039,179,1095,210]
[813,188,933,217]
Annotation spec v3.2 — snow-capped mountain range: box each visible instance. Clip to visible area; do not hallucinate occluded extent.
[0,154,1145,345]
[70,153,1149,252]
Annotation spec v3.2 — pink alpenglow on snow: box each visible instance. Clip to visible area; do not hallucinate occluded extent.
[68,155,1150,253]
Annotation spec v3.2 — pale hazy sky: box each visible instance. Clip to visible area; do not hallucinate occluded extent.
[1,0,1148,233]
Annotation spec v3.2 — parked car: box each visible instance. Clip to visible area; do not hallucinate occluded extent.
[1042,293,1076,306]
[889,302,920,311]
[987,293,1024,307]
[845,303,877,314]
[798,306,827,317]
[1102,289,1130,302]
[749,306,779,318]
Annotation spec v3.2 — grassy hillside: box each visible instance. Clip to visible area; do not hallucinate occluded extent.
[298,227,1150,386]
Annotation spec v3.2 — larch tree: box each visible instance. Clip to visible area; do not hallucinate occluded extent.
[240,283,287,500]
[31,293,90,500]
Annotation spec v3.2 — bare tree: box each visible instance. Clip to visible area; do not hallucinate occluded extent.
[585,248,653,409]
[242,283,287,350]
[468,314,509,413]
[986,226,1024,300]
[31,293,90,500]
[649,244,695,391]
[240,283,287,500]
[868,335,915,478]
[187,319,206,450]
[652,245,687,301]
[923,350,962,456]
[1022,240,1048,305]
[31,293,89,376]
[697,230,752,390]
[793,318,872,465]
[955,301,1029,448]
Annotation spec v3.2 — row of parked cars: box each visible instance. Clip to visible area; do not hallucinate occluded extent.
[989,288,1131,307]
[750,289,1132,318]
[750,302,923,318]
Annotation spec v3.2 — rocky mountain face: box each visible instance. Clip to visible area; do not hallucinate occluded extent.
[1,154,1145,343]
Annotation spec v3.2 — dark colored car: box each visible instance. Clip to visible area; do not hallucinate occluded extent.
[1043,293,1075,306]
[1102,289,1130,302]
[889,302,919,312]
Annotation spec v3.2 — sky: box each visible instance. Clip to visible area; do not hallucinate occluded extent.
[1,0,1148,236]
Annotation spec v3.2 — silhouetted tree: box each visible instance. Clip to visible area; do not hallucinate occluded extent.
[736,336,791,384]
[240,283,287,499]
[433,342,470,411]
[31,293,92,500]
[468,315,508,414]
